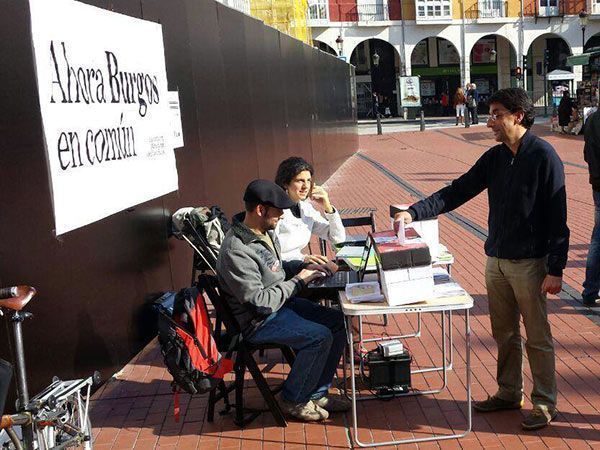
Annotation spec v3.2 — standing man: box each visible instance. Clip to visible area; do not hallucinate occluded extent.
[467,82,480,124]
[582,108,600,307]
[394,88,569,430]
[217,179,350,422]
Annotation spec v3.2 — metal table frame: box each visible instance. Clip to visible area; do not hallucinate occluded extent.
[339,291,473,448]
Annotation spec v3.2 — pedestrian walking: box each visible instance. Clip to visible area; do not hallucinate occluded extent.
[441,91,449,116]
[394,88,569,431]
[581,108,600,307]
[454,87,466,125]
[557,91,573,134]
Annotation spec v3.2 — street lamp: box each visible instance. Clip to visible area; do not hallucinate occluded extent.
[335,34,344,56]
[372,51,380,67]
[580,9,589,50]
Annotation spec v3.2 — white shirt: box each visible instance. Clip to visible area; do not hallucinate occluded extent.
[275,200,346,261]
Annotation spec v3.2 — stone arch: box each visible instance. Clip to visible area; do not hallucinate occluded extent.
[524,33,573,64]
[313,40,337,57]
[524,33,573,111]
[584,32,600,51]
[466,34,518,104]
[409,37,461,117]
[350,38,401,118]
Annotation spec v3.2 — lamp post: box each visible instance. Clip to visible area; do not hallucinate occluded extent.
[372,52,380,67]
[580,9,589,50]
[335,34,344,57]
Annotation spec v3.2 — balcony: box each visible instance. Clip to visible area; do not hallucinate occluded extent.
[308,1,329,25]
[308,1,399,24]
[465,0,508,20]
[217,0,251,15]
[415,0,453,23]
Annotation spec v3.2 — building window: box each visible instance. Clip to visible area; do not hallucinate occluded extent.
[594,0,600,14]
[538,0,559,16]
[416,0,452,19]
[308,0,329,21]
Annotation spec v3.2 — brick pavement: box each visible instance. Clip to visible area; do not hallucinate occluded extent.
[88,124,600,449]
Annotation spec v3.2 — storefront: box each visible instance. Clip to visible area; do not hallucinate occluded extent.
[567,48,600,125]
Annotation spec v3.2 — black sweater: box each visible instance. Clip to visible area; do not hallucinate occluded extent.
[584,109,600,191]
[408,130,569,276]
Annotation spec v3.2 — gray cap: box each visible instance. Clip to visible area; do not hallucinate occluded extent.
[243,179,296,209]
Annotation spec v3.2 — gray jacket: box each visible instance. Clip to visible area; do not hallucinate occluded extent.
[216,213,306,335]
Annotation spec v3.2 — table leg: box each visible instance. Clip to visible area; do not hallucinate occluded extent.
[346,309,472,447]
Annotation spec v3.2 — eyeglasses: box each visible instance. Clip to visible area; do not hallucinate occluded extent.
[488,111,512,121]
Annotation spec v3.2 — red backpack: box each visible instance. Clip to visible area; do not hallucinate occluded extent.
[156,286,234,420]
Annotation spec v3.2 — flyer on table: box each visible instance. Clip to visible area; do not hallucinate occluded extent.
[29,0,179,235]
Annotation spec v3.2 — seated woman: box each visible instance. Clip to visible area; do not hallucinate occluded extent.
[567,105,582,135]
[275,157,346,263]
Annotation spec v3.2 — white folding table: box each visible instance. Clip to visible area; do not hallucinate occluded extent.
[339,285,473,447]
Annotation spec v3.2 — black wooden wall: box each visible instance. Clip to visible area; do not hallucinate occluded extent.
[0,0,357,400]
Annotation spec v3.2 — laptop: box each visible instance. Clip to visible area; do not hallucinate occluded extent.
[308,236,373,289]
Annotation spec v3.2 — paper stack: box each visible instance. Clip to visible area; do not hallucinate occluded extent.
[372,229,434,306]
[345,282,385,303]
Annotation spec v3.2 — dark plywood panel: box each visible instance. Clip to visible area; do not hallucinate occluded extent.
[0,0,357,403]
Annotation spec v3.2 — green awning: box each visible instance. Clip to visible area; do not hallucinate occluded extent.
[567,48,600,66]
[567,54,591,66]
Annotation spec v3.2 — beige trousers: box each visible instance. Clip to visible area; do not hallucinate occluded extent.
[485,256,557,408]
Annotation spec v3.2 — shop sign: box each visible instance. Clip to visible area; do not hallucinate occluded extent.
[399,76,421,107]
[28,0,178,235]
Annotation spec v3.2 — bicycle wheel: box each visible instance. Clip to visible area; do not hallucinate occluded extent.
[35,391,93,450]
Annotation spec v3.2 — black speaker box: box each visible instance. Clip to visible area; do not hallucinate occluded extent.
[366,351,411,391]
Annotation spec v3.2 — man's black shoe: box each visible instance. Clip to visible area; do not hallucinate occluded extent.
[581,296,600,307]
[473,395,523,412]
[521,406,558,430]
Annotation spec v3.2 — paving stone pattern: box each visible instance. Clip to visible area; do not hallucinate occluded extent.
[89,125,600,449]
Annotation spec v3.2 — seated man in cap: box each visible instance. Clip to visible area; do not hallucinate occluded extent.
[217,179,350,422]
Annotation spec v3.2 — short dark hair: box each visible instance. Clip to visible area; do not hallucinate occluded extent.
[244,201,259,212]
[275,157,314,189]
[488,88,535,129]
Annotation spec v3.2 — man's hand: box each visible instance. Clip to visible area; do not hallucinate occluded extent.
[304,254,330,265]
[541,274,562,295]
[310,184,333,213]
[296,268,326,284]
[393,211,413,233]
[306,261,339,276]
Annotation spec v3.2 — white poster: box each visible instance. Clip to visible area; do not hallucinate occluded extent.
[29,0,178,235]
[168,91,185,149]
[400,76,421,107]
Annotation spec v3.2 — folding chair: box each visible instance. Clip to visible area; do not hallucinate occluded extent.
[318,207,377,256]
[199,274,296,428]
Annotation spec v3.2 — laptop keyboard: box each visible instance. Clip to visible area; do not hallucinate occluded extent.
[309,271,351,288]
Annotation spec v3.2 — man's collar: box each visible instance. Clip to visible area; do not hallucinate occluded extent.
[231,212,276,245]
[231,212,261,245]
[503,128,532,156]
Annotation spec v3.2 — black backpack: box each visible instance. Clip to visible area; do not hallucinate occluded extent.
[155,286,233,396]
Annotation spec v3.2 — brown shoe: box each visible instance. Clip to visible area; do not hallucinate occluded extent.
[473,395,523,412]
[278,396,329,421]
[314,394,351,412]
[521,405,557,430]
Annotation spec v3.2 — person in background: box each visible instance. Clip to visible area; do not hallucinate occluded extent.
[275,157,345,263]
[557,91,574,134]
[466,83,480,125]
[454,87,466,126]
[581,108,600,307]
[440,91,449,116]
[566,104,581,135]
[394,88,569,431]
